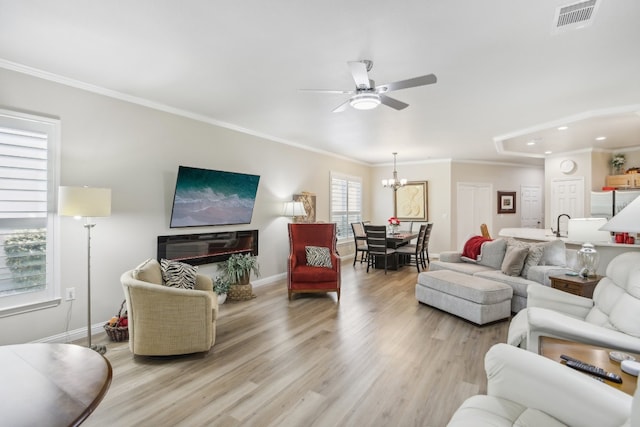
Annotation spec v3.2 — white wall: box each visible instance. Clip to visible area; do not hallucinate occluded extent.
[451,161,545,246]
[0,68,371,344]
[371,160,452,254]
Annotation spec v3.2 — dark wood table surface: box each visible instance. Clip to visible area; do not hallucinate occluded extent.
[386,232,418,248]
[539,336,638,396]
[0,343,112,426]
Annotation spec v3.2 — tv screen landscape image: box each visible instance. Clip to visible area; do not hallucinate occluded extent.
[170,166,260,228]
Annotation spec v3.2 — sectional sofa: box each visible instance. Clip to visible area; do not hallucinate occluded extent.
[427,238,578,312]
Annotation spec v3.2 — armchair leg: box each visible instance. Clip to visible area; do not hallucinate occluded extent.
[288,290,292,300]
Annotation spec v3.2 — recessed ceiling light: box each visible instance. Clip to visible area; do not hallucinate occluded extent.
[595,136,607,141]
[527,141,536,146]
[545,151,552,154]
[557,126,569,130]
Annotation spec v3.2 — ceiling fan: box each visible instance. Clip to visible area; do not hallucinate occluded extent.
[300,60,437,112]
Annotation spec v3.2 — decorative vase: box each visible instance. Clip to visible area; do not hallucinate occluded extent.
[217,293,227,304]
[578,243,599,278]
[390,224,399,235]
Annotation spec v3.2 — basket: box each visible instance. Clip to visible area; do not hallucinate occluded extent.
[104,300,129,342]
[227,283,256,301]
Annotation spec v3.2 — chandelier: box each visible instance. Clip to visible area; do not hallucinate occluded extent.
[381,152,407,190]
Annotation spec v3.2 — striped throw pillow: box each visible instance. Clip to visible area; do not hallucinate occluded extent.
[305,246,332,268]
[160,259,197,289]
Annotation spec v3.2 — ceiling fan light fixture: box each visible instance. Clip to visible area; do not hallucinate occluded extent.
[350,93,381,110]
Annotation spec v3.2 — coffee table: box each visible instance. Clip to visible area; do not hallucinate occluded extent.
[539,336,638,395]
[0,343,112,426]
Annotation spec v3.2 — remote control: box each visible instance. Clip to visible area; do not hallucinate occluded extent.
[560,354,584,364]
[564,359,623,383]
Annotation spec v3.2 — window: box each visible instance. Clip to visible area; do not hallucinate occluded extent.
[330,172,362,241]
[0,110,60,317]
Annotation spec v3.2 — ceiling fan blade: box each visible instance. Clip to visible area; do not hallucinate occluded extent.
[380,95,409,110]
[332,99,351,113]
[347,61,371,89]
[376,73,437,93]
[298,89,355,94]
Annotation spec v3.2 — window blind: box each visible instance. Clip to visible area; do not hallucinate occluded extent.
[330,173,362,240]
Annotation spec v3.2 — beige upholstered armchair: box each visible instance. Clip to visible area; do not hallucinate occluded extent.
[447,343,635,426]
[120,259,218,356]
[508,252,640,354]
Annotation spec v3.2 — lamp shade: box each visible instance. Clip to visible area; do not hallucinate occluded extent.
[283,201,307,217]
[58,186,112,217]
[599,195,640,233]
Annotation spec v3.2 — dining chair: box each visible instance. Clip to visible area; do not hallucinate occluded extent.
[351,222,368,266]
[396,224,428,272]
[481,223,491,239]
[399,221,414,233]
[421,222,434,268]
[364,225,397,274]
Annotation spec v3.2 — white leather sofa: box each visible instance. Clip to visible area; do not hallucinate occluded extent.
[447,343,635,427]
[508,252,640,354]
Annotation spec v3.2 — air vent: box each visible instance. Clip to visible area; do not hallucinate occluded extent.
[552,0,600,33]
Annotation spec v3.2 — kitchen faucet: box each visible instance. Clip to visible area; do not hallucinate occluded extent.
[554,214,571,237]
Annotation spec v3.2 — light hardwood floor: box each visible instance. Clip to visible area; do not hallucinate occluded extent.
[85,260,510,427]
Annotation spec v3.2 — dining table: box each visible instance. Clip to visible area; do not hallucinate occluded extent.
[0,343,112,427]
[370,231,419,270]
[386,232,418,249]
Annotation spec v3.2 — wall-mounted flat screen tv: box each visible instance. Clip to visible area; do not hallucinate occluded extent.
[169,166,260,228]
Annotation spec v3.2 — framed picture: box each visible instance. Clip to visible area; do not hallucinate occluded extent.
[293,192,316,223]
[394,181,428,221]
[497,191,516,214]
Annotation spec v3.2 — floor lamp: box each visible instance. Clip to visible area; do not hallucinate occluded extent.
[58,186,112,354]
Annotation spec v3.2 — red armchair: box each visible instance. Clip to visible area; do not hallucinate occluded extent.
[288,223,341,300]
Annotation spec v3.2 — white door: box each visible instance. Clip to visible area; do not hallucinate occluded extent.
[520,185,543,228]
[457,182,492,249]
[551,177,584,235]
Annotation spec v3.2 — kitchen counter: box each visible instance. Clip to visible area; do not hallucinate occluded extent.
[498,227,640,248]
[498,228,640,275]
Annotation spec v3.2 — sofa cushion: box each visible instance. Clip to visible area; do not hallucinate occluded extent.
[447,395,566,427]
[478,238,507,269]
[541,239,567,266]
[476,270,532,299]
[501,245,529,276]
[526,265,573,286]
[291,265,337,282]
[522,244,544,277]
[429,260,495,276]
[133,258,163,285]
[160,259,197,289]
[305,246,332,268]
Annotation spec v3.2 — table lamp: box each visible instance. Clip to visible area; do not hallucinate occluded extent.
[58,186,111,354]
[599,195,640,240]
[283,201,307,222]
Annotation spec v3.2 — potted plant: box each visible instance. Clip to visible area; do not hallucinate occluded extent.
[611,153,626,175]
[217,253,260,301]
[213,276,231,304]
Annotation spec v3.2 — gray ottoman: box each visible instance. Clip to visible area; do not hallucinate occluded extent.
[416,270,513,325]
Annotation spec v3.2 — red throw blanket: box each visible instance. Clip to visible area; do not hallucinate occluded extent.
[462,236,492,260]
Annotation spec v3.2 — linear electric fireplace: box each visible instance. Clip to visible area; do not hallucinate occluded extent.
[157,230,258,266]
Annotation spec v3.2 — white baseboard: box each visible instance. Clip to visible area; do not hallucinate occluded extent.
[33,323,105,344]
[34,273,291,343]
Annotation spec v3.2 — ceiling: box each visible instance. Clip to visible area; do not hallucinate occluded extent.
[1,0,639,166]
